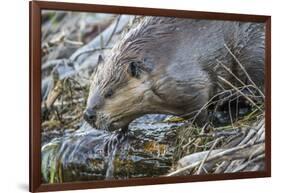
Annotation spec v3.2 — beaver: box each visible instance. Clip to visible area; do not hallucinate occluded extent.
[83,16,265,131]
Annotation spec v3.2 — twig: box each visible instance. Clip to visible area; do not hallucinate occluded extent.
[228,100,234,128]
[196,137,223,174]
[106,15,121,46]
[232,154,265,172]
[218,76,262,112]
[70,47,112,62]
[216,59,257,97]
[223,44,264,98]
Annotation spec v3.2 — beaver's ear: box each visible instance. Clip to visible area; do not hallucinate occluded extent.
[128,59,154,78]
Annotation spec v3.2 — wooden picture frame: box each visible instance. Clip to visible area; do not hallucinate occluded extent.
[30,1,271,192]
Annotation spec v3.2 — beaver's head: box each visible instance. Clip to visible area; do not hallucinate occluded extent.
[83,58,155,131]
[83,52,164,131]
[83,17,190,131]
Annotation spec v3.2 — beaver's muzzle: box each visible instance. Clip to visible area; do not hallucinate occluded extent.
[83,108,97,127]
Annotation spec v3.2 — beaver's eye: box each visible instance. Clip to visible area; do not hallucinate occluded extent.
[105,89,113,98]
[128,61,141,78]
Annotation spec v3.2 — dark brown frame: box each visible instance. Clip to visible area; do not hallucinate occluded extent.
[30,0,271,192]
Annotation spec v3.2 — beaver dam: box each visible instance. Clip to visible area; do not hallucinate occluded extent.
[41,11,265,183]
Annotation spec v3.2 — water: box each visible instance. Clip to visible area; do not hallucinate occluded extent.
[104,130,128,179]
[41,115,183,183]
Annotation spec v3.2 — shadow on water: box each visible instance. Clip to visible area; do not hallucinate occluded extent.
[41,114,183,183]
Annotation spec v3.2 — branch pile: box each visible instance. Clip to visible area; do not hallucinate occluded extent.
[41,11,135,143]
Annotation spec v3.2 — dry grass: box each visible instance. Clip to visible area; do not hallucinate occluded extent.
[168,45,265,176]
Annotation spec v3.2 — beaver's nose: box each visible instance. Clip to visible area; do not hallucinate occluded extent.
[83,108,96,125]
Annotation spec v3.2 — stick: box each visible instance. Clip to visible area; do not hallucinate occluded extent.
[223,44,264,98]
[218,76,262,112]
[196,137,223,174]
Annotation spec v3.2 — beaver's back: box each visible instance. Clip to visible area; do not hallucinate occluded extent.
[138,17,265,93]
